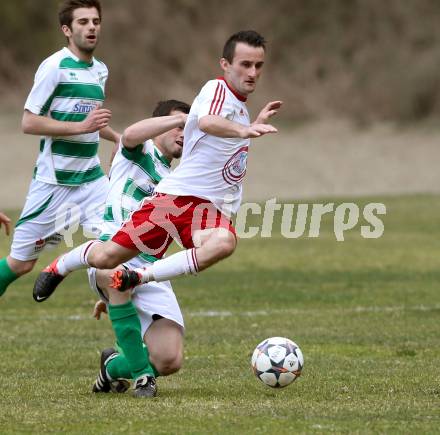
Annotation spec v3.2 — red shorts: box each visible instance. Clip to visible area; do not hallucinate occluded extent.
[112,194,236,258]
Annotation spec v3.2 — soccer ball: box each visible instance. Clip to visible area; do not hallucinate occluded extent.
[251,337,304,388]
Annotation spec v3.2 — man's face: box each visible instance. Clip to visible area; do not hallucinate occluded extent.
[221,42,265,96]
[155,110,185,161]
[62,7,101,54]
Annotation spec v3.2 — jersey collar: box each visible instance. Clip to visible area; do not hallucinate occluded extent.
[63,47,94,68]
[153,146,171,168]
[217,76,247,102]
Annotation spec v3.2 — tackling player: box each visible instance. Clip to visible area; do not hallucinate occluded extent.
[0,0,119,297]
[34,30,281,318]
[88,100,190,398]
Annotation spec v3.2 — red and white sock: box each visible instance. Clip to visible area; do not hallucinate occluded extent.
[56,240,101,276]
[139,248,199,283]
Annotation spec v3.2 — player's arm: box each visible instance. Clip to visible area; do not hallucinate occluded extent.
[122,113,187,149]
[0,212,11,236]
[23,58,112,137]
[100,125,121,167]
[100,125,121,143]
[22,107,112,136]
[199,114,277,139]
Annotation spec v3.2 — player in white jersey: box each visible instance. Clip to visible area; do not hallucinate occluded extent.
[87,100,190,398]
[34,100,189,398]
[34,30,282,313]
[156,77,252,214]
[0,0,119,298]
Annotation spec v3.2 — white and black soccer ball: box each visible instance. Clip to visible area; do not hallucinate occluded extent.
[251,336,304,388]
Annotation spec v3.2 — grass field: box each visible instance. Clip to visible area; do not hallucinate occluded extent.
[0,195,439,434]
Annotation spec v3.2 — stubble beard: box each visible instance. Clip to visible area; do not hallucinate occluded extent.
[79,41,97,54]
[243,81,257,95]
[72,34,98,55]
[172,148,183,159]
[172,145,183,159]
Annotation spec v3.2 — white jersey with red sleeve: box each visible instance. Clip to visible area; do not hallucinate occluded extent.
[155,77,250,215]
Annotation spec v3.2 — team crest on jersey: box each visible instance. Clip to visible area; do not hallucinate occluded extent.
[222,146,248,185]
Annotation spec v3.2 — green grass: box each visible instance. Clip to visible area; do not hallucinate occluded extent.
[0,195,439,434]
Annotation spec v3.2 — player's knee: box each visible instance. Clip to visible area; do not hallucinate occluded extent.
[9,258,35,276]
[154,352,183,376]
[92,250,119,269]
[213,232,236,260]
[18,261,35,275]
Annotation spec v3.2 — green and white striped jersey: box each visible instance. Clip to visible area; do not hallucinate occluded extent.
[100,139,171,262]
[25,47,108,186]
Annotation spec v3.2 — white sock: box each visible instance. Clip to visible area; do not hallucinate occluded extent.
[140,248,199,283]
[57,240,101,276]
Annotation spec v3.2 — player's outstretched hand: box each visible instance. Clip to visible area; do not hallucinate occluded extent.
[93,300,107,320]
[81,108,112,133]
[0,212,11,236]
[254,100,283,125]
[242,123,278,138]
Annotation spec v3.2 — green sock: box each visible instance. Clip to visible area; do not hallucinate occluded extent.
[107,348,160,380]
[115,342,161,378]
[108,301,155,379]
[0,258,18,297]
[106,354,131,379]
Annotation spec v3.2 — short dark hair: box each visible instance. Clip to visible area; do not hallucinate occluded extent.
[222,30,266,63]
[152,100,191,118]
[58,0,102,28]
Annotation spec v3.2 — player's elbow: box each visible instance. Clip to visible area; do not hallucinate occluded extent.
[22,111,36,134]
[121,128,139,149]
[198,115,215,134]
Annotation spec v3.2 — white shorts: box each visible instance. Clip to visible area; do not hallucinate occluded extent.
[10,177,109,261]
[87,256,184,337]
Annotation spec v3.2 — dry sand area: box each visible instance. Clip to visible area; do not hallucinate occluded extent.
[1,114,439,210]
